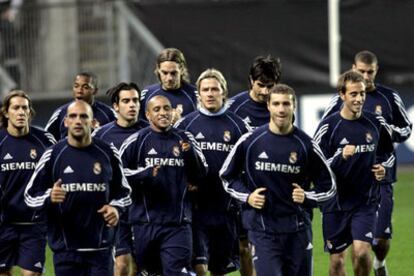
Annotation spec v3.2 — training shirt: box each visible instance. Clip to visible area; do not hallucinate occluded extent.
[0,126,55,224]
[120,126,208,225]
[45,100,117,141]
[314,111,394,211]
[322,84,412,182]
[220,125,337,233]
[139,82,198,121]
[227,90,269,128]
[175,106,250,225]
[92,120,148,149]
[24,138,131,252]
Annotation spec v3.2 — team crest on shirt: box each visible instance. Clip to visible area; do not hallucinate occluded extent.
[375,105,382,115]
[289,152,298,164]
[366,132,373,143]
[172,146,180,157]
[93,162,102,175]
[30,149,37,159]
[223,131,231,142]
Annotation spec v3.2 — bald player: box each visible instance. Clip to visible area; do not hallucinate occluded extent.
[25,101,131,276]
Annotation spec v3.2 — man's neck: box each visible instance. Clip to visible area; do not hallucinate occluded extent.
[117,118,137,128]
[67,135,92,148]
[7,125,29,137]
[340,108,361,120]
[268,122,293,135]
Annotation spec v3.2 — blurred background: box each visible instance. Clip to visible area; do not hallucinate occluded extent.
[1,0,413,162]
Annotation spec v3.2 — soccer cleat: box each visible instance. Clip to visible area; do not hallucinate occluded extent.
[374,265,388,276]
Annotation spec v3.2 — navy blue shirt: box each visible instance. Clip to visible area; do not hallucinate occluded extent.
[139,82,198,121]
[120,126,208,225]
[220,125,337,233]
[0,126,55,224]
[45,100,117,141]
[314,111,394,211]
[227,90,269,128]
[175,107,250,225]
[24,138,131,251]
[92,120,148,149]
[322,84,412,182]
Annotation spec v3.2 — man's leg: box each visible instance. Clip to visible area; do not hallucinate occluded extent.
[192,222,209,276]
[373,183,393,276]
[352,241,372,276]
[208,221,240,276]
[329,250,347,276]
[160,224,192,276]
[114,220,134,276]
[16,224,46,276]
[350,204,378,276]
[53,251,86,276]
[248,230,284,276]
[0,224,18,276]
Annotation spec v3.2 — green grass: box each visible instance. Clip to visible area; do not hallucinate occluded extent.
[12,171,413,275]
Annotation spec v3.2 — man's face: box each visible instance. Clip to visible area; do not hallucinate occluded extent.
[157,61,182,90]
[72,75,97,104]
[146,97,172,132]
[6,96,30,132]
[352,61,378,91]
[199,78,225,113]
[340,81,366,116]
[267,93,295,131]
[64,102,93,140]
[114,89,140,125]
[250,79,276,103]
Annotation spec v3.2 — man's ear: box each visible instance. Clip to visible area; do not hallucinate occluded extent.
[92,118,99,129]
[64,116,68,128]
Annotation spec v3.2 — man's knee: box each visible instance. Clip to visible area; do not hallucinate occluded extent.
[194,264,208,276]
[330,253,346,272]
[115,255,131,276]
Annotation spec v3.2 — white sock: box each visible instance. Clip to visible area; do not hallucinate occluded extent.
[373,257,386,269]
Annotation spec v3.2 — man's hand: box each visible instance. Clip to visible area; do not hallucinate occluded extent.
[372,164,385,181]
[247,187,267,209]
[97,205,119,227]
[180,140,191,152]
[187,182,198,192]
[152,165,161,177]
[171,106,183,124]
[342,145,356,160]
[292,183,305,204]
[50,179,66,203]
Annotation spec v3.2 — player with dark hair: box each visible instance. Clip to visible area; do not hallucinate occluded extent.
[120,95,208,275]
[25,100,131,276]
[93,82,147,276]
[314,70,394,276]
[175,68,250,276]
[45,72,116,140]
[0,90,55,276]
[322,51,412,276]
[220,84,337,276]
[139,48,198,124]
[226,54,281,276]
[228,55,281,128]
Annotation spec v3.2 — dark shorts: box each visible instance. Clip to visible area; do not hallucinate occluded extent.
[115,220,133,257]
[248,228,313,276]
[192,220,239,274]
[323,204,378,254]
[374,183,393,240]
[132,223,192,276]
[0,223,46,273]
[53,249,113,276]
